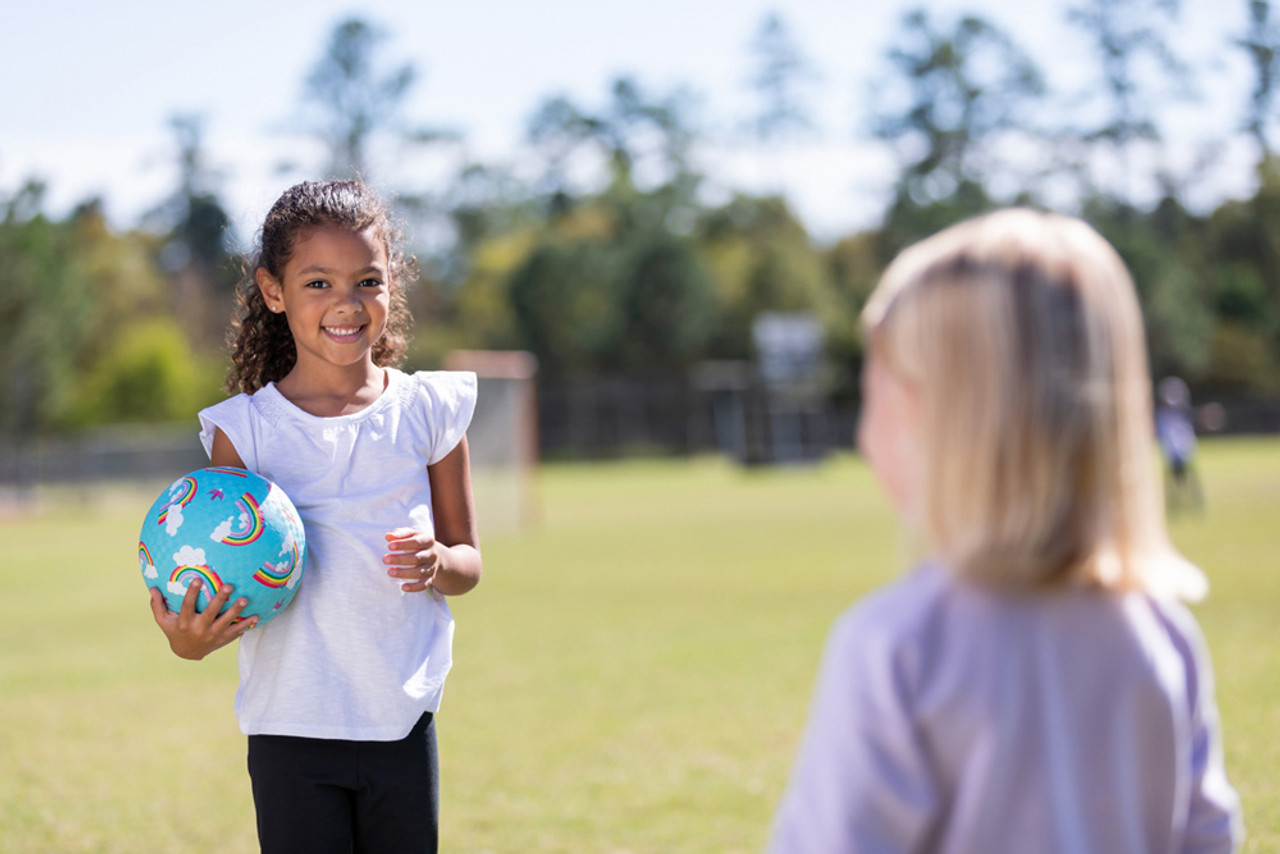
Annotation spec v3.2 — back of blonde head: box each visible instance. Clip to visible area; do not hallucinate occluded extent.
[863,209,1204,599]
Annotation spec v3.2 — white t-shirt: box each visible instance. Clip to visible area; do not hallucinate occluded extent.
[197,368,477,741]
[769,562,1243,854]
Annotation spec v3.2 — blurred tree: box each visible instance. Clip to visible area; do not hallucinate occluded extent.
[0,182,95,437]
[146,114,238,348]
[303,16,451,181]
[0,179,226,437]
[1202,161,1280,390]
[151,115,235,270]
[697,195,832,360]
[614,233,718,376]
[744,11,817,192]
[497,197,719,381]
[1212,262,1275,331]
[1085,196,1216,381]
[1238,0,1280,160]
[443,163,538,256]
[498,76,721,382]
[430,227,535,362]
[868,9,1044,211]
[1065,0,1187,207]
[68,316,219,425]
[877,181,996,261]
[526,76,700,208]
[746,11,816,145]
[1229,2,1280,388]
[407,164,541,367]
[506,239,622,379]
[824,230,886,398]
[71,200,171,361]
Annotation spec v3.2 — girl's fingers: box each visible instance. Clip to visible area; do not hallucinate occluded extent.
[213,588,248,623]
[149,587,172,623]
[193,582,236,626]
[387,555,439,576]
[386,530,435,549]
[177,578,205,616]
[387,542,435,559]
[182,581,246,624]
[383,549,435,567]
[150,579,254,659]
[385,527,419,543]
[389,558,439,591]
[219,599,257,636]
[207,582,235,608]
[381,528,441,591]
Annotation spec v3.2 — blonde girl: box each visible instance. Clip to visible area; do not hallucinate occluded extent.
[769,209,1242,853]
[149,180,481,854]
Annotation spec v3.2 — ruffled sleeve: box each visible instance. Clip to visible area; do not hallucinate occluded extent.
[197,394,258,471]
[411,370,478,465]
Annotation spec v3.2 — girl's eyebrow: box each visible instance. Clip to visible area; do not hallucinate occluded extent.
[296,264,386,276]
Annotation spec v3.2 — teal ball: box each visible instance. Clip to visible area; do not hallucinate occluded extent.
[138,467,306,626]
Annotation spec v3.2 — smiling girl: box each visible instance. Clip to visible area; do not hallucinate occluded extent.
[149,180,481,853]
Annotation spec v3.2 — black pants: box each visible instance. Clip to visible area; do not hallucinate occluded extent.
[247,712,438,854]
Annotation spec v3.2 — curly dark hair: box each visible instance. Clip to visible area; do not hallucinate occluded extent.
[225,180,417,394]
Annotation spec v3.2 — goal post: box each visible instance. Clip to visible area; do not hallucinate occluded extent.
[443,350,539,534]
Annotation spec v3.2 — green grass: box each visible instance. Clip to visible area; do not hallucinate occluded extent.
[1,440,1278,852]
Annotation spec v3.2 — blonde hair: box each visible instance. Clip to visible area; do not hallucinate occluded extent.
[863,209,1204,599]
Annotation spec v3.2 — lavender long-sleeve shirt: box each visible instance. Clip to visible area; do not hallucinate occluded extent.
[769,563,1242,854]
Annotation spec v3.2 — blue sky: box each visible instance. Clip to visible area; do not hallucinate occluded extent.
[0,0,1254,243]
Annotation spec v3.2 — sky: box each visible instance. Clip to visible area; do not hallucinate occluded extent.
[0,0,1258,245]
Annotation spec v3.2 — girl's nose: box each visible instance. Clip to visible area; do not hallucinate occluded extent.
[334,289,363,314]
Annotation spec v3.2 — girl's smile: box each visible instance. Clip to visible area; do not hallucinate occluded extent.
[323,324,366,342]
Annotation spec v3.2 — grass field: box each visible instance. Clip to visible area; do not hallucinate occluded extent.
[2,439,1278,853]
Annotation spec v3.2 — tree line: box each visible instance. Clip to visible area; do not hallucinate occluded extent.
[4,0,1280,441]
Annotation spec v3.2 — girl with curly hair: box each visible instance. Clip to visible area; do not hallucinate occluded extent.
[149,179,482,853]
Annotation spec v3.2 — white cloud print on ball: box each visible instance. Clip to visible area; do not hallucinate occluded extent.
[166,545,210,597]
[163,501,185,536]
[210,516,235,543]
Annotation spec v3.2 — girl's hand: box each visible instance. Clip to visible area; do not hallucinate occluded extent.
[384,527,441,593]
[149,581,256,660]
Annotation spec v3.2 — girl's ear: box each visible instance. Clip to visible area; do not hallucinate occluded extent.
[256,267,284,313]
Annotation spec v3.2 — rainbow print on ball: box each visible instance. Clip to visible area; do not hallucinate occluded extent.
[219,493,266,545]
[169,561,223,606]
[138,467,307,627]
[204,466,250,477]
[254,540,302,589]
[157,476,198,533]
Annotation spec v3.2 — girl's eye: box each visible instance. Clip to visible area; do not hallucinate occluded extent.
[304,279,329,289]
[359,278,384,288]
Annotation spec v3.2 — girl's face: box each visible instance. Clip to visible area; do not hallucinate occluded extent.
[857,348,922,520]
[257,223,391,377]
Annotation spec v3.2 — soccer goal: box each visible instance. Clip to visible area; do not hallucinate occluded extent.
[443,350,539,534]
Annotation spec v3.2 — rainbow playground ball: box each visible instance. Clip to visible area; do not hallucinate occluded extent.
[139,467,307,626]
